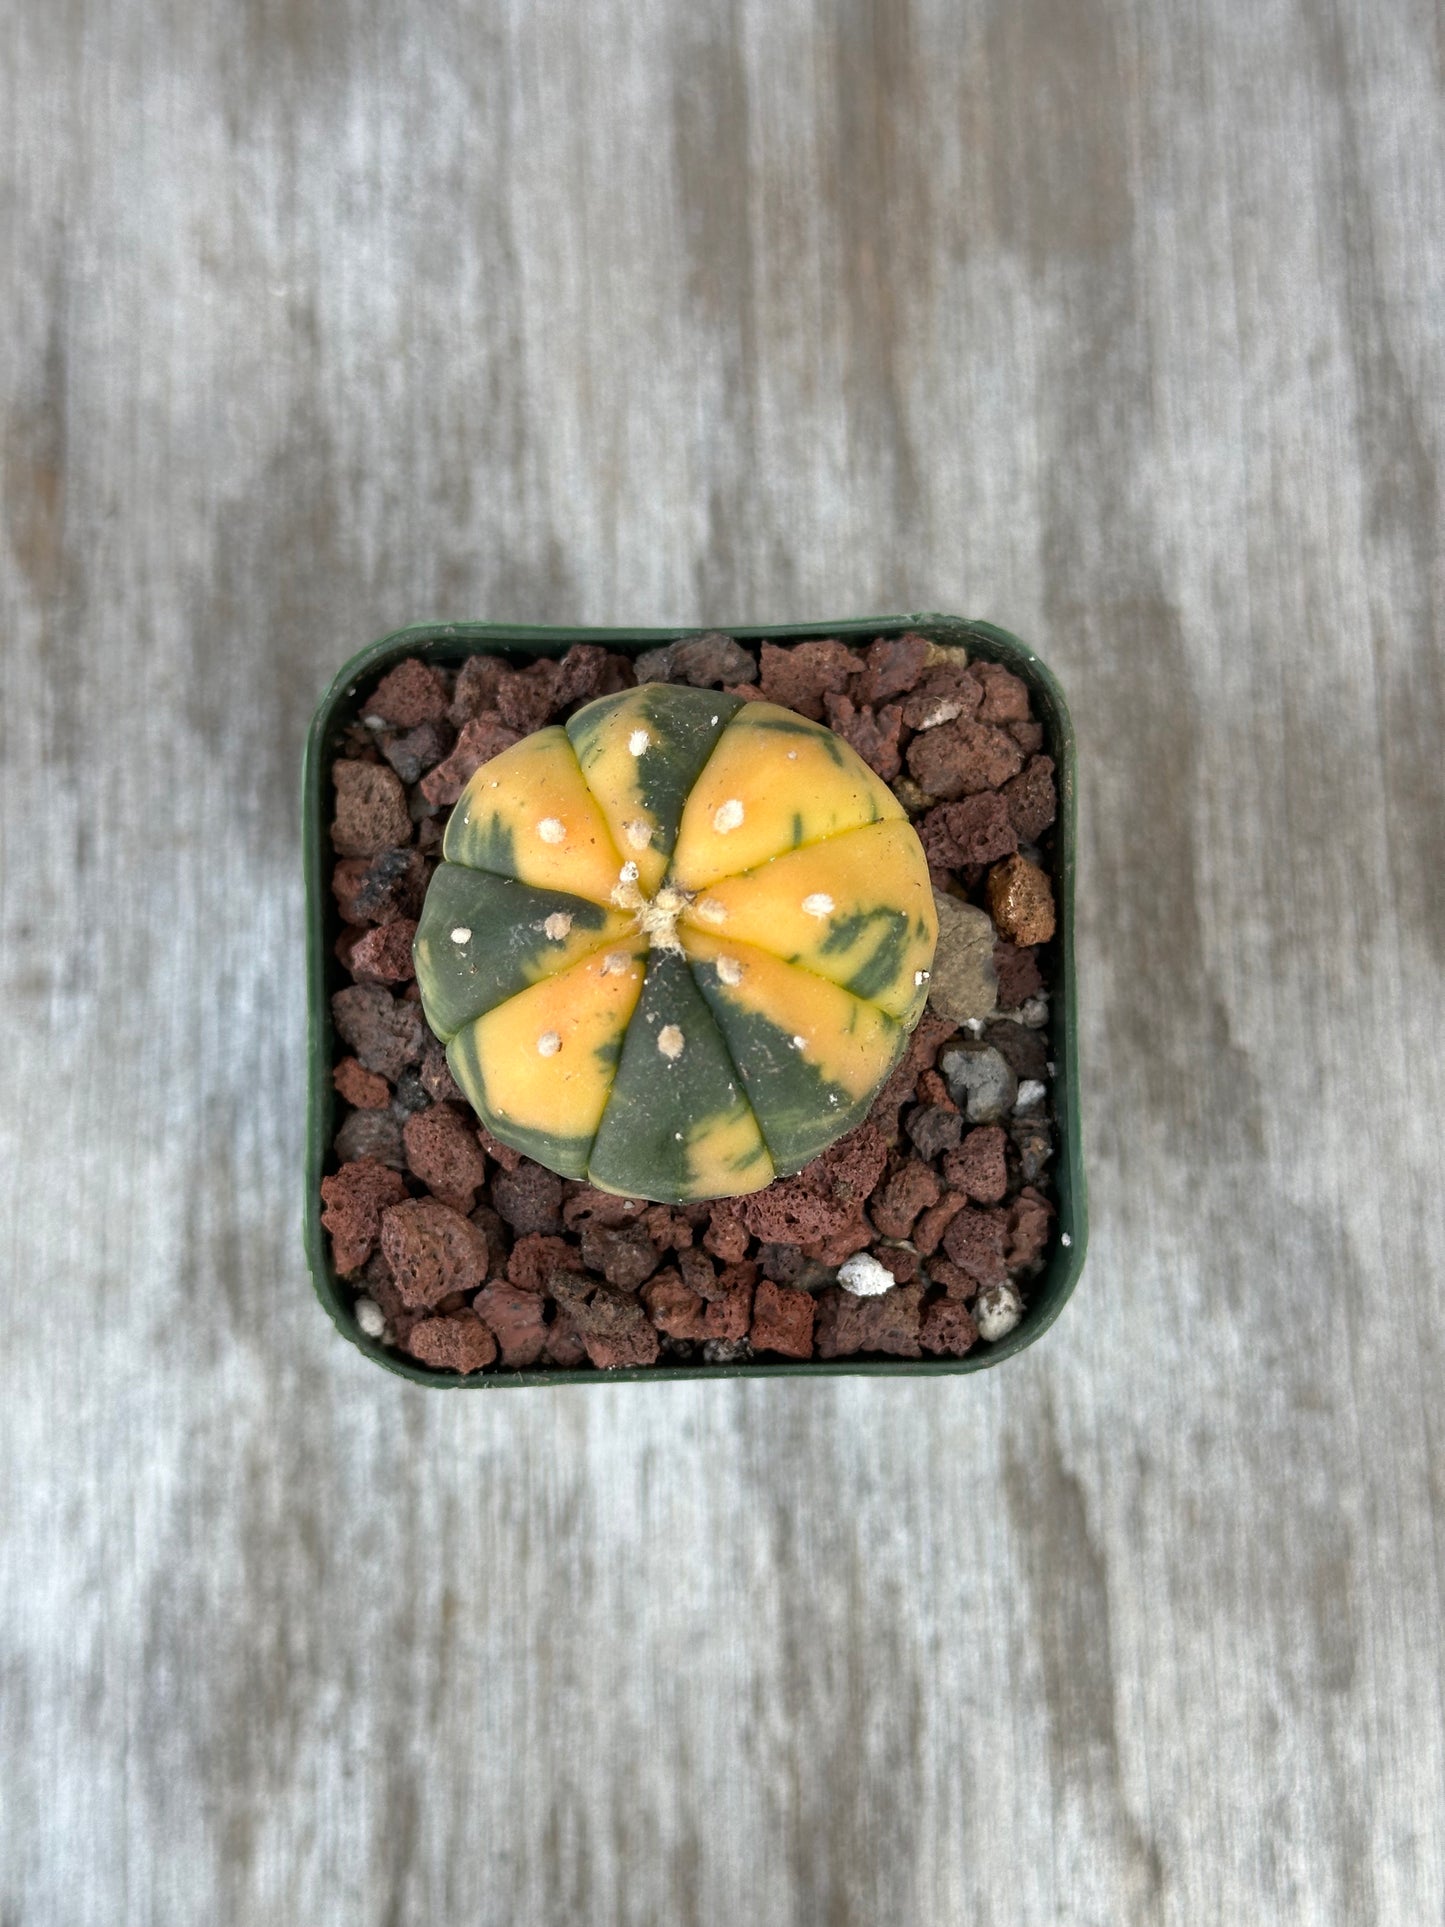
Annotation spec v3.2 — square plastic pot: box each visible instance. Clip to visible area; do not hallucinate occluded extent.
[303,616,1086,1385]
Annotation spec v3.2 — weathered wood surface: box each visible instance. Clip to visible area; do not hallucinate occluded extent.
[2,1,1442,1921]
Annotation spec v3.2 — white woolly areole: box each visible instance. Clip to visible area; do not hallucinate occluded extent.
[790,1035,807,1051]
[628,728,650,755]
[657,1024,685,1059]
[600,951,631,976]
[450,926,472,944]
[694,898,727,925]
[624,819,652,849]
[715,956,743,985]
[801,892,835,919]
[354,1297,386,1338]
[712,799,744,833]
[838,1253,896,1298]
[542,912,573,941]
[975,1283,1023,1341]
[537,817,566,844]
[537,1031,562,1057]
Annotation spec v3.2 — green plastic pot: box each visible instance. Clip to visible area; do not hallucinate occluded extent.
[303,616,1086,1385]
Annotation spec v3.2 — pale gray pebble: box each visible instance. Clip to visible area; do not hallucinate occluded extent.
[702,1338,753,1364]
[1014,1079,1047,1114]
[353,1296,386,1339]
[392,1072,431,1115]
[926,890,998,1024]
[335,1108,405,1168]
[1020,996,1050,1028]
[939,1044,1018,1123]
[1010,1117,1054,1183]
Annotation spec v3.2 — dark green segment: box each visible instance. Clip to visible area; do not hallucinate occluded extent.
[445,1027,594,1179]
[821,906,932,1012]
[414,864,616,1042]
[688,955,906,1176]
[441,800,517,874]
[586,949,765,1199]
[567,685,743,861]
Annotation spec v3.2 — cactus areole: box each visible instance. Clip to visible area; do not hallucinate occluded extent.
[412,685,939,1204]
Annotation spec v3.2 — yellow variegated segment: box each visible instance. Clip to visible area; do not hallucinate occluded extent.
[452,943,647,1149]
[678,819,938,1022]
[563,686,672,896]
[668,702,903,892]
[682,930,903,1102]
[680,1097,775,1200]
[444,726,627,905]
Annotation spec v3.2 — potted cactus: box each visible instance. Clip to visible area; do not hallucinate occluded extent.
[303,617,1085,1384]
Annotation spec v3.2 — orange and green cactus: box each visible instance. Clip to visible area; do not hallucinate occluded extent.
[412,682,938,1203]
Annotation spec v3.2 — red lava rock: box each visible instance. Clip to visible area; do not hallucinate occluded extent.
[941,1206,1011,1290]
[449,653,508,725]
[476,1124,523,1173]
[856,631,930,706]
[495,659,564,733]
[993,941,1044,1009]
[968,660,1032,724]
[506,1233,585,1295]
[642,1269,711,1340]
[870,1160,942,1239]
[347,917,418,985]
[985,1020,1048,1082]
[419,1042,465,1105]
[905,1105,965,1161]
[703,1261,757,1340]
[1002,755,1057,841]
[912,1191,967,1256]
[906,720,1024,800]
[899,665,983,733]
[334,1109,404,1168]
[749,1281,815,1358]
[404,1309,497,1375]
[920,1297,979,1356]
[332,859,372,925]
[381,719,454,785]
[703,1203,751,1262]
[869,1011,958,1142]
[802,1209,876,1266]
[349,847,429,925]
[1007,1188,1054,1267]
[571,1286,661,1370]
[919,792,1019,869]
[987,854,1056,945]
[554,644,612,707]
[579,1219,662,1290]
[757,640,860,720]
[365,658,450,728]
[332,985,427,1081]
[420,714,524,808]
[739,1124,889,1244]
[403,1102,489,1213]
[320,1158,408,1274]
[822,692,905,781]
[380,1197,490,1309]
[677,1247,719,1298]
[815,1283,924,1359]
[473,1281,549,1367]
[642,1204,692,1252]
[877,1245,921,1283]
[915,1068,955,1110]
[942,1126,1009,1204]
[634,633,758,687]
[1009,720,1045,755]
[542,1306,589,1368]
[492,1160,564,1235]
[755,1241,805,1285]
[331,760,413,857]
[333,1057,391,1110]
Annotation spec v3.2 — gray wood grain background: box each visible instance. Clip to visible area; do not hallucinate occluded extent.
[3,1,1442,1921]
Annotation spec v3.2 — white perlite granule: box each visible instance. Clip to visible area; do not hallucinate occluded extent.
[1014,1079,1046,1113]
[628,728,650,755]
[537,817,565,844]
[354,1297,386,1338]
[542,912,573,941]
[657,1025,685,1059]
[975,1283,1023,1341]
[712,799,744,833]
[801,893,834,919]
[837,1253,896,1298]
[537,1031,562,1057]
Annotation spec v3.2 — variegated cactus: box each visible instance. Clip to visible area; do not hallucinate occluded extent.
[413,683,938,1204]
